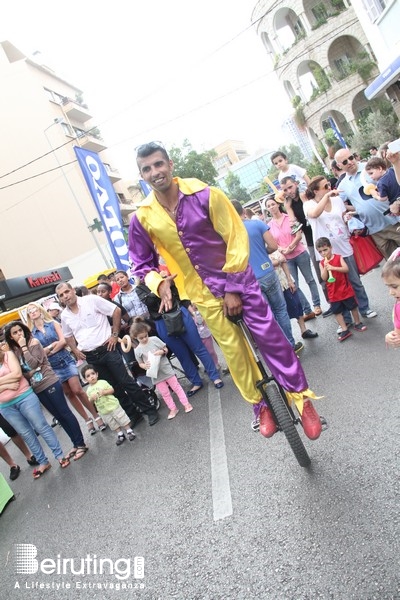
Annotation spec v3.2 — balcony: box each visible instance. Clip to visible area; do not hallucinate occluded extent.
[75,132,107,153]
[104,163,121,183]
[61,97,93,122]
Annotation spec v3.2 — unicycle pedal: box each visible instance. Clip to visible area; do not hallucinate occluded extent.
[320,416,328,431]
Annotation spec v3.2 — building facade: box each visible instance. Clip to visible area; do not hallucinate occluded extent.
[0,41,135,286]
[216,149,273,197]
[251,0,382,151]
[212,140,250,176]
[353,0,400,112]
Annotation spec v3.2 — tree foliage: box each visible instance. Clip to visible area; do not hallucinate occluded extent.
[224,172,251,202]
[350,110,399,157]
[168,139,218,185]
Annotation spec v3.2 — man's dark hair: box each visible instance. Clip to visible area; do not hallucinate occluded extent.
[97,274,108,282]
[370,146,378,151]
[271,151,287,162]
[231,200,244,216]
[75,285,89,297]
[280,175,298,186]
[315,236,332,249]
[136,142,169,163]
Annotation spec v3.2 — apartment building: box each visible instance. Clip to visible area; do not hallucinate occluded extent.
[352,0,400,113]
[0,41,135,286]
[212,140,250,176]
[251,0,381,150]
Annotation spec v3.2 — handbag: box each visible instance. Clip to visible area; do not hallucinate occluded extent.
[161,306,186,336]
[349,235,384,275]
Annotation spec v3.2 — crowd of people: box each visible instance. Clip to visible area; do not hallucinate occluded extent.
[2,140,400,485]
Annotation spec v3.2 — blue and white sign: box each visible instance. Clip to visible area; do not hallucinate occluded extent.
[365,55,400,100]
[74,147,130,271]
[139,179,152,197]
[328,117,347,149]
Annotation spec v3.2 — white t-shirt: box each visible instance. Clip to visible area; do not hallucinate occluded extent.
[303,196,353,260]
[61,295,116,351]
[278,164,307,191]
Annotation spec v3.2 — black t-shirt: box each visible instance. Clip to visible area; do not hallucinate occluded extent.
[290,196,314,246]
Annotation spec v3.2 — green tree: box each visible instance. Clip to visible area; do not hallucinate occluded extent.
[168,139,218,185]
[225,172,251,202]
[350,110,399,156]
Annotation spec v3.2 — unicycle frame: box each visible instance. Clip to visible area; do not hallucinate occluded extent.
[233,316,312,468]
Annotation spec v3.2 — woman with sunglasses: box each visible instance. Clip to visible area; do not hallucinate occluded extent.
[5,321,89,463]
[26,303,106,435]
[303,177,376,324]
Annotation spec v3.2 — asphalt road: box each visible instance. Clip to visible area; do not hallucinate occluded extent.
[1,265,399,600]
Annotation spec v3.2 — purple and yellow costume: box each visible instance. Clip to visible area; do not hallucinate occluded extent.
[129,178,316,410]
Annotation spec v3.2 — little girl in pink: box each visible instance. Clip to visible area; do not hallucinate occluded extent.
[382,248,400,349]
[131,319,193,420]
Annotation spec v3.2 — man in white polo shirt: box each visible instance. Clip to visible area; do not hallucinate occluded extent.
[56,282,159,427]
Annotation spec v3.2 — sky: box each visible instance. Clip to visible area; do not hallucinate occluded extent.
[0,0,294,179]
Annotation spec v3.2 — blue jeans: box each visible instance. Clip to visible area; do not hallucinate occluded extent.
[0,391,64,466]
[288,250,321,313]
[258,271,295,347]
[155,306,220,386]
[343,255,370,315]
[37,381,85,448]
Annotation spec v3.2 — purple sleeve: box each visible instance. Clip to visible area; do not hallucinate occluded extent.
[128,214,160,280]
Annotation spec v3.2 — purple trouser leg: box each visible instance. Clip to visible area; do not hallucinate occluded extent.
[242,278,308,393]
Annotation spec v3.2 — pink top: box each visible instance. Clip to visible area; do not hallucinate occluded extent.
[268,213,306,260]
[0,351,30,404]
[394,301,400,330]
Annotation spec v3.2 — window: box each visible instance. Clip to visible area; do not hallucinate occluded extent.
[361,0,387,22]
[311,3,328,22]
[334,54,352,78]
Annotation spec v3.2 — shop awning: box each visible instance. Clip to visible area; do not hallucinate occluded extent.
[365,55,400,100]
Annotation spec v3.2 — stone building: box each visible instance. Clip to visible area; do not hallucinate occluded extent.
[251,0,381,151]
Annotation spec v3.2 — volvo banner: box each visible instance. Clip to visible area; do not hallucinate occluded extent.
[74,147,130,271]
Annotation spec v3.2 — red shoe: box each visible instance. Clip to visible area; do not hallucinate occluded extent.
[259,404,277,438]
[301,400,322,440]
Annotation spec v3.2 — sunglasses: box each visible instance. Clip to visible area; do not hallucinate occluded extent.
[321,183,331,190]
[340,155,355,166]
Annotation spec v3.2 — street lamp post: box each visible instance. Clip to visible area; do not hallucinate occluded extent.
[43,119,111,268]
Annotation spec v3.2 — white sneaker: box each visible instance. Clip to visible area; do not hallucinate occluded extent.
[362,309,377,318]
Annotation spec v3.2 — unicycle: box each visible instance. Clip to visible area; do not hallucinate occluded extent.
[231,315,326,468]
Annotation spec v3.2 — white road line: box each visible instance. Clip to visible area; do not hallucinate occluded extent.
[208,385,233,521]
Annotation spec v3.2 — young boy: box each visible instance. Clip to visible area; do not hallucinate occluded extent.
[271,151,310,192]
[315,237,367,342]
[82,365,136,446]
[364,157,400,214]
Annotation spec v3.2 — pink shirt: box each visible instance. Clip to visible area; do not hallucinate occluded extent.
[268,213,306,260]
[394,301,400,330]
[0,351,30,404]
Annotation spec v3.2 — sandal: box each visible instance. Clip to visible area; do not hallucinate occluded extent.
[65,448,77,460]
[86,419,96,435]
[27,455,39,466]
[95,416,107,431]
[73,446,89,461]
[59,457,70,468]
[33,463,52,479]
